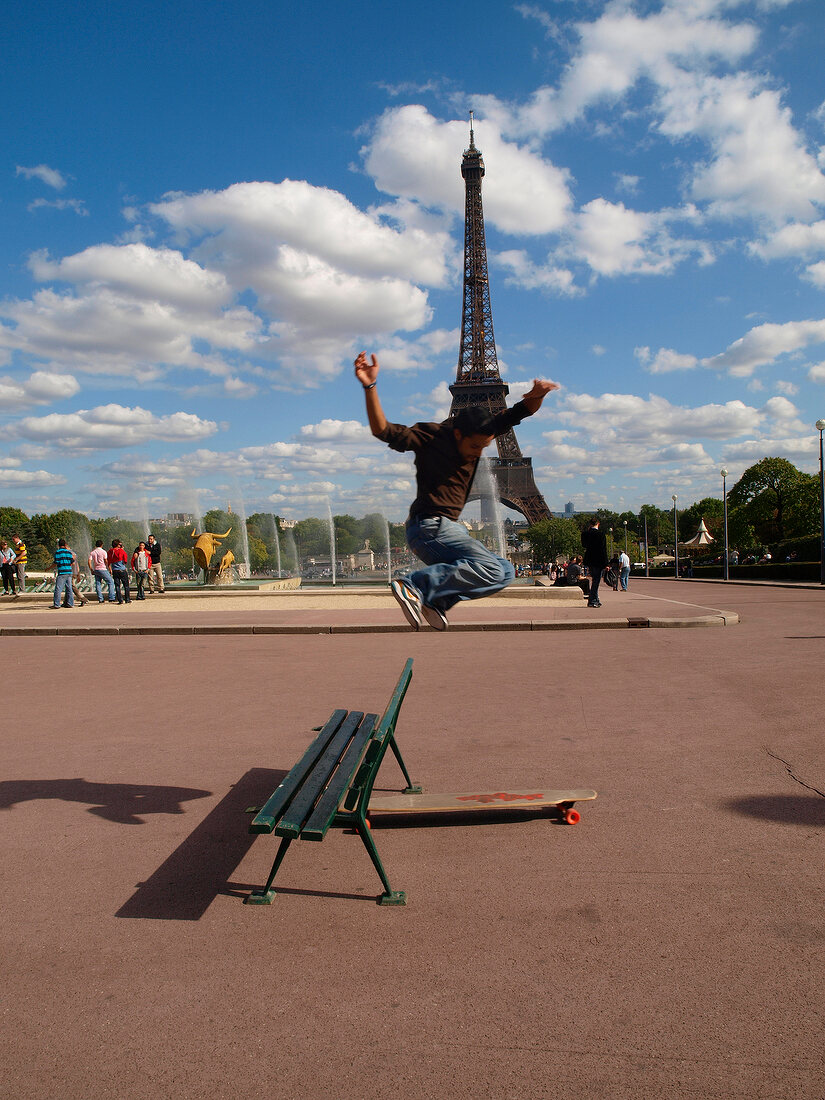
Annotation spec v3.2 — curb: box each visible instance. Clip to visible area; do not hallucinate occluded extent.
[0,613,739,637]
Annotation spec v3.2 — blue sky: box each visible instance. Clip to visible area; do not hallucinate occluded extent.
[2,0,824,523]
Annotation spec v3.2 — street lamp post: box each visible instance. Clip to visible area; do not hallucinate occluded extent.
[817,420,825,586]
[623,519,628,554]
[644,514,649,577]
[721,468,729,582]
[609,527,614,556]
[672,494,679,578]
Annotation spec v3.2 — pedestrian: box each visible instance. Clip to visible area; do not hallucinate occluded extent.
[52,539,75,609]
[108,539,131,604]
[146,534,165,593]
[67,546,89,606]
[11,534,26,597]
[581,518,608,608]
[356,350,558,630]
[131,541,151,600]
[619,548,631,591]
[0,539,16,595]
[88,539,116,603]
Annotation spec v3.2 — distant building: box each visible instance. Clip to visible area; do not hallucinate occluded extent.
[166,513,194,527]
[564,501,575,516]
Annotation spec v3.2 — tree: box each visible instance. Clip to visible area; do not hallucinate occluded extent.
[728,457,807,542]
[0,507,29,535]
[680,497,724,541]
[522,517,581,563]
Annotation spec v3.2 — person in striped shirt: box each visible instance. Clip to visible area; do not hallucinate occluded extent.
[12,535,26,597]
[52,539,75,609]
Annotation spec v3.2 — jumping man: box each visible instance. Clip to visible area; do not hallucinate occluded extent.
[356,351,559,630]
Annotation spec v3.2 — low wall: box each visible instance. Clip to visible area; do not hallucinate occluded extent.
[645,562,819,582]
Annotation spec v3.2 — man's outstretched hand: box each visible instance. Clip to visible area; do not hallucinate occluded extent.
[354,351,379,388]
[522,379,560,414]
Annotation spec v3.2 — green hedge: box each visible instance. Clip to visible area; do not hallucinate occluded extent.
[645,562,820,581]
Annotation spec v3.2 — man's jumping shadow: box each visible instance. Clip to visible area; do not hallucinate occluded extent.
[117,768,286,921]
[0,777,210,825]
[723,794,825,827]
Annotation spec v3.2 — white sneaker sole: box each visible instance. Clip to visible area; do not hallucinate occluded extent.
[391,580,421,629]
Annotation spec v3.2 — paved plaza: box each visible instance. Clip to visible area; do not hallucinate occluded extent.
[2,579,823,1098]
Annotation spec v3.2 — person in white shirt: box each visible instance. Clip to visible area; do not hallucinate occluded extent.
[619,550,631,591]
[88,539,116,603]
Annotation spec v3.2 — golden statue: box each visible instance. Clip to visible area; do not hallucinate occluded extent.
[191,527,232,583]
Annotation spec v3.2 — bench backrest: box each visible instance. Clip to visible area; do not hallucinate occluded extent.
[249,658,414,842]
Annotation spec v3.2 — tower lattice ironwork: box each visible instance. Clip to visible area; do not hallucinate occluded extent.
[449,116,551,526]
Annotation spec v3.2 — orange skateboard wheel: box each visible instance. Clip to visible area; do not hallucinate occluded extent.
[562,808,581,825]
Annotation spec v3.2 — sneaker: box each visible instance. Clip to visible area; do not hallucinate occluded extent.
[391,579,421,629]
[421,604,448,631]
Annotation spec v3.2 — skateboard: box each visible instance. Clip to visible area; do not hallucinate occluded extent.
[367,787,596,826]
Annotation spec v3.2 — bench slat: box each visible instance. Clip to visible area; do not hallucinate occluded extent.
[276,710,366,839]
[249,709,349,834]
[302,713,379,841]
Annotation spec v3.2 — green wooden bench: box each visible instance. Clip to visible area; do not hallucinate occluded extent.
[245,658,420,907]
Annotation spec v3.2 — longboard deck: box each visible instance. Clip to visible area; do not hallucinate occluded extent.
[368,787,597,823]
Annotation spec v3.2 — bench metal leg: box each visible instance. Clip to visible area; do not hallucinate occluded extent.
[245,836,292,905]
[356,820,406,906]
[389,735,422,795]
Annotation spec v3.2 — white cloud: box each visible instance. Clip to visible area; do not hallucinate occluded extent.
[27,198,88,216]
[16,164,67,190]
[153,178,451,287]
[10,405,218,452]
[0,466,66,486]
[701,318,825,376]
[0,371,80,410]
[362,105,573,235]
[30,244,233,310]
[496,250,579,295]
[298,419,371,443]
[636,346,700,373]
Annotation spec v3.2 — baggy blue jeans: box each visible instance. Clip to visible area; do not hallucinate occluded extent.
[404,516,515,612]
[53,573,74,608]
[94,568,116,602]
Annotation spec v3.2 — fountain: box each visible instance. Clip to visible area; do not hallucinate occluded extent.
[477,457,507,558]
[270,514,282,577]
[326,499,337,587]
[383,515,392,586]
[281,520,301,578]
[232,487,251,579]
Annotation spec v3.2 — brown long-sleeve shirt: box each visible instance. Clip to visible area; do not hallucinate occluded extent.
[377,401,531,521]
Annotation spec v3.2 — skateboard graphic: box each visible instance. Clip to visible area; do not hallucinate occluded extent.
[367,787,597,826]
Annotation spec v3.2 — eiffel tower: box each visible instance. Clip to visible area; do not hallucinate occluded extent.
[449,115,552,526]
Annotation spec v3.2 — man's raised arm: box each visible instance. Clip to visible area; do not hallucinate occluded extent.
[354,351,388,437]
[521,379,560,415]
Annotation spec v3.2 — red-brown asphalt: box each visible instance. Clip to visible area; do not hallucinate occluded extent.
[2,579,823,1099]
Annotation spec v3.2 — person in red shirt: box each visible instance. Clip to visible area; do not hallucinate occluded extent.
[107,539,131,604]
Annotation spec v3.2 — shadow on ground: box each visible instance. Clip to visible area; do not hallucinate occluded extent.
[0,777,210,825]
[117,767,285,921]
[723,794,825,826]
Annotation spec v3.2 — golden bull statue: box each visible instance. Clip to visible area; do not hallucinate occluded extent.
[191,527,232,578]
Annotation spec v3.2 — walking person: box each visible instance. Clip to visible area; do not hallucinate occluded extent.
[131,541,151,600]
[581,518,608,608]
[0,539,16,595]
[88,539,116,603]
[108,539,131,604]
[11,535,26,597]
[146,534,165,593]
[356,350,558,630]
[67,547,89,606]
[619,548,631,591]
[51,539,75,609]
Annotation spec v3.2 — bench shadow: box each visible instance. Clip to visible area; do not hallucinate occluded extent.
[0,777,210,825]
[723,794,825,827]
[117,767,286,921]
